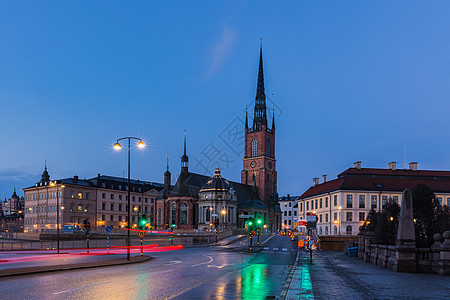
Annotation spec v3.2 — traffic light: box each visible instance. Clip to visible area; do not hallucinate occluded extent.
[82,219,90,230]
[165,223,170,229]
[214,219,219,228]
[257,219,262,225]
[171,223,176,228]
[139,214,148,229]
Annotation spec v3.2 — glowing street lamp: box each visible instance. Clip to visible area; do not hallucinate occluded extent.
[50,180,65,254]
[114,137,145,261]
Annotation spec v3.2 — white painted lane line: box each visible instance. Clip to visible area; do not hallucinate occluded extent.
[191,255,214,267]
[273,248,279,251]
[282,248,288,251]
[261,235,275,245]
[53,282,112,295]
[263,247,269,250]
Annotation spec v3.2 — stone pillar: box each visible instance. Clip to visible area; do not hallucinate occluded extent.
[431,233,443,274]
[358,232,365,259]
[364,231,375,262]
[394,189,416,273]
[438,231,450,275]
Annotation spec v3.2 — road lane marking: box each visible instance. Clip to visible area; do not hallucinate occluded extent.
[282,248,288,251]
[165,260,182,266]
[273,248,279,251]
[53,282,112,295]
[261,235,275,245]
[191,255,213,267]
[263,247,269,250]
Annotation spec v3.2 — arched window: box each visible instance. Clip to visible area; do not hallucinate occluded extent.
[251,138,257,157]
[170,202,176,225]
[325,226,328,235]
[319,227,323,235]
[346,225,352,235]
[181,203,188,225]
[334,226,337,235]
[266,139,271,157]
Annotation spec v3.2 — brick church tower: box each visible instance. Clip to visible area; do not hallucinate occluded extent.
[241,45,277,206]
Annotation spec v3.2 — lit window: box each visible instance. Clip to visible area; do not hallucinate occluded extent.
[371,195,377,209]
[78,192,82,199]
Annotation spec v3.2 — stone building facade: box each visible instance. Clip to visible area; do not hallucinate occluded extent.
[23,167,162,233]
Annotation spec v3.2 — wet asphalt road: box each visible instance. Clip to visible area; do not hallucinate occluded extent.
[0,234,297,299]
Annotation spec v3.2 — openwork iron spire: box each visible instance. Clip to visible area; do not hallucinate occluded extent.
[252,43,267,131]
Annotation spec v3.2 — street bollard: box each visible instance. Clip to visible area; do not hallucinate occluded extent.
[86,232,90,254]
[140,238,143,256]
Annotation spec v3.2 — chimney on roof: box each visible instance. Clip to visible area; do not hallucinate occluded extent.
[388,162,397,171]
[73,175,78,183]
[354,161,361,169]
[313,177,319,187]
[98,173,101,177]
[409,162,418,171]
[287,194,291,201]
[322,174,327,183]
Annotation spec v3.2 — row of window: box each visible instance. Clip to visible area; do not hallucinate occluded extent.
[100,203,154,214]
[25,192,63,201]
[301,194,403,211]
[27,205,62,213]
[100,193,154,203]
[100,182,144,193]
[283,210,297,217]
[311,211,367,223]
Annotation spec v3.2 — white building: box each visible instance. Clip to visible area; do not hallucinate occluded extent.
[279,194,299,231]
[297,161,450,236]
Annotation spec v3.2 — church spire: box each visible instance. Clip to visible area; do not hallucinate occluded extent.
[181,130,189,173]
[252,41,267,131]
[166,151,170,172]
[272,109,275,130]
[245,109,248,129]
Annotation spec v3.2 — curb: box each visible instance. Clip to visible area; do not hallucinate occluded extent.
[279,249,300,300]
[0,255,152,278]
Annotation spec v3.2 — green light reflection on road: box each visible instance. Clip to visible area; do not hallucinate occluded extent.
[240,264,269,300]
[299,257,314,299]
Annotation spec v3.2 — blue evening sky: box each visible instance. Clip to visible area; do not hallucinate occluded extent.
[1,1,450,201]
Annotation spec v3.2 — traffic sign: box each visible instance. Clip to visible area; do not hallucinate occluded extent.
[105,225,112,233]
[306,215,317,222]
[138,231,145,238]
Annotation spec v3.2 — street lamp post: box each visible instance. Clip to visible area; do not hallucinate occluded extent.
[221,209,226,232]
[50,181,65,254]
[338,206,342,248]
[114,137,145,261]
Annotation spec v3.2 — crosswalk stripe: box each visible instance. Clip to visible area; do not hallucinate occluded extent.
[273,248,279,251]
[282,248,288,251]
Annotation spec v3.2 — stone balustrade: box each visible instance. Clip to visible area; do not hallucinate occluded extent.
[356,230,450,275]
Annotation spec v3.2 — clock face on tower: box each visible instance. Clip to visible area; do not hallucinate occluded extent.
[268,161,273,169]
[250,161,257,168]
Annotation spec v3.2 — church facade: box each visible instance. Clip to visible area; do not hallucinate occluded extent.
[155,45,281,232]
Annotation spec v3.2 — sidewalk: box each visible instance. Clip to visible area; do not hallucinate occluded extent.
[284,250,450,299]
[0,255,151,278]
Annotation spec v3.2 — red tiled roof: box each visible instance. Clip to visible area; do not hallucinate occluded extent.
[299,167,450,199]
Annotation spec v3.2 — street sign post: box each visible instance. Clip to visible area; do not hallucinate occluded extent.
[105,226,112,252]
[138,231,145,256]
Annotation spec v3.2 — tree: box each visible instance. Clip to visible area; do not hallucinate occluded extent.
[412,184,436,247]
[374,200,400,245]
